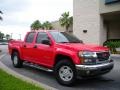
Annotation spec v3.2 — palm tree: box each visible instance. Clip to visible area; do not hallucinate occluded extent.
[59,12,73,32]
[30,20,42,30]
[42,21,53,30]
[0,10,3,20]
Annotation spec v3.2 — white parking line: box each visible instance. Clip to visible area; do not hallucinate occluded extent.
[0,54,58,90]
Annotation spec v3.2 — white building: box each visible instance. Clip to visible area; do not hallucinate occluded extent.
[73,0,120,45]
[52,21,73,33]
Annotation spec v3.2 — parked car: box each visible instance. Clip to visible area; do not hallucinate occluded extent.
[8,30,114,86]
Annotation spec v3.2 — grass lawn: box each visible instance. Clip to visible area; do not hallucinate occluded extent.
[0,69,43,90]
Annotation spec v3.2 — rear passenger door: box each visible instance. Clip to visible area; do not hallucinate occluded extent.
[22,32,36,62]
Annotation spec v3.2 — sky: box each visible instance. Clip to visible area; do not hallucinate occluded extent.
[0,0,73,40]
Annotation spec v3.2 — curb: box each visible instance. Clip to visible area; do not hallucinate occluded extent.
[111,54,120,58]
[0,54,58,90]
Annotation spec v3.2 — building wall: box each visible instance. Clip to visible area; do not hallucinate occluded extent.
[52,21,66,32]
[52,21,73,33]
[99,0,120,42]
[100,0,120,14]
[108,21,120,39]
[73,0,102,45]
[99,16,107,45]
[73,0,120,45]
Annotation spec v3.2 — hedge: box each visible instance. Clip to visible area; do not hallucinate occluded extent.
[103,39,120,54]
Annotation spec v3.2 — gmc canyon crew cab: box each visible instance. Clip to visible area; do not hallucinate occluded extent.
[8,30,114,86]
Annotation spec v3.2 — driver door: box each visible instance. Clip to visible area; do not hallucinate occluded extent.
[33,32,54,66]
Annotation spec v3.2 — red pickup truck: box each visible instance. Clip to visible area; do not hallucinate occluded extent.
[8,30,114,86]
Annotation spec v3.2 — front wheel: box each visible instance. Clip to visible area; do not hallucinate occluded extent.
[12,52,23,68]
[54,60,76,86]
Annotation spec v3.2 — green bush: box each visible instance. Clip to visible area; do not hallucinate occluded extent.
[103,39,120,54]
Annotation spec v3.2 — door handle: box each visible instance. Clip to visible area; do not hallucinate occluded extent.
[23,45,26,47]
[33,45,37,48]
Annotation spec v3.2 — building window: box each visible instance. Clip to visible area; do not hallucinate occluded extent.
[105,0,120,4]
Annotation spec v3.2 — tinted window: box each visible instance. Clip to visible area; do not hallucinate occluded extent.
[26,32,35,43]
[105,0,120,4]
[36,32,49,44]
[49,31,83,43]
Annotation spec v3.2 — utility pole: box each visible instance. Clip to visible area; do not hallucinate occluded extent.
[19,34,21,40]
[11,33,13,39]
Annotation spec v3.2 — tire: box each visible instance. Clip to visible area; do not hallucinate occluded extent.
[12,52,23,68]
[54,60,76,86]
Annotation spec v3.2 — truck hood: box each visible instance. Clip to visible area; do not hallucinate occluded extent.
[57,43,109,52]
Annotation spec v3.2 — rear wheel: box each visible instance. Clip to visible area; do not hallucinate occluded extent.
[12,52,23,68]
[54,60,76,86]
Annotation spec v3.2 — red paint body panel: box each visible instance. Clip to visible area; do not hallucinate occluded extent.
[8,30,109,68]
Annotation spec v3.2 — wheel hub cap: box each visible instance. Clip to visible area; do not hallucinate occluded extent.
[59,66,73,81]
[13,56,18,65]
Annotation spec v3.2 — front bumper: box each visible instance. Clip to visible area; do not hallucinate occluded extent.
[76,61,114,77]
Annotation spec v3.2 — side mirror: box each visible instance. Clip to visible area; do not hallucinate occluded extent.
[41,39,51,45]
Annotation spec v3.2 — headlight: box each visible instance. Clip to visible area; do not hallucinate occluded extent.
[78,51,97,58]
[78,51,97,65]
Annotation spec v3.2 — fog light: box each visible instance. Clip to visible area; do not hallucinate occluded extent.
[84,59,92,63]
[84,59,89,63]
[86,70,90,75]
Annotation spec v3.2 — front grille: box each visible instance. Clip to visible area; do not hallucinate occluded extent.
[96,52,110,61]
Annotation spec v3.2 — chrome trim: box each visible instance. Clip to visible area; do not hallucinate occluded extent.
[76,62,114,70]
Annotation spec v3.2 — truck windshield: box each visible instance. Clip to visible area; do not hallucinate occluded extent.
[49,31,83,43]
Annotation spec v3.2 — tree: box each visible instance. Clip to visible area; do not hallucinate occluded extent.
[30,20,41,30]
[0,11,3,20]
[59,12,73,32]
[42,21,53,30]
[5,34,10,40]
[0,32,4,40]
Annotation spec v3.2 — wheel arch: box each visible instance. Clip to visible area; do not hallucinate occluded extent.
[54,54,75,67]
[11,49,20,60]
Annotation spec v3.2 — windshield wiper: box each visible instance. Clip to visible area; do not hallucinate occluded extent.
[60,42,69,43]
[69,42,79,43]
[70,40,83,43]
[69,41,84,43]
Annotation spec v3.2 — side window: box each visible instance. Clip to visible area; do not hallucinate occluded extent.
[26,32,36,43]
[36,32,49,44]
